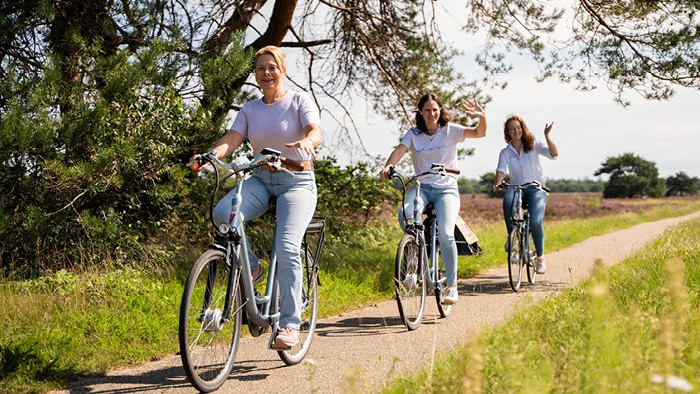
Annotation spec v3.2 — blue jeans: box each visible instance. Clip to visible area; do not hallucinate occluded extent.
[400,185,460,287]
[503,187,548,257]
[213,169,317,330]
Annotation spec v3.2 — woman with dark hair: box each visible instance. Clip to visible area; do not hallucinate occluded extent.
[379,93,487,305]
[491,115,558,274]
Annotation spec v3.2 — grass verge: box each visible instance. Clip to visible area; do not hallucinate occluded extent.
[1,202,699,393]
[382,216,700,393]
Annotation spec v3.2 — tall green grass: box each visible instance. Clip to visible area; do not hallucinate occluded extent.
[383,217,700,393]
[1,203,698,393]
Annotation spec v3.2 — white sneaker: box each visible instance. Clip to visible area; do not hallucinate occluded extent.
[535,256,546,274]
[442,286,458,305]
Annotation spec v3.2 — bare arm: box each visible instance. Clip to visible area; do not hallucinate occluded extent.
[544,122,558,158]
[492,171,507,193]
[189,130,246,172]
[379,144,409,181]
[462,98,487,139]
[285,123,322,158]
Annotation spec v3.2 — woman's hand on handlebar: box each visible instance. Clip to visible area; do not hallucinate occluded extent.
[379,165,394,182]
[187,154,206,173]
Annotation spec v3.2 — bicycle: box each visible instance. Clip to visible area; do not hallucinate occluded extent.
[179,148,325,392]
[497,181,550,292]
[389,164,459,331]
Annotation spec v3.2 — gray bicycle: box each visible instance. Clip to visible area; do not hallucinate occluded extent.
[498,181,549,292]
[179,149,325,392]
[389,164,459,330]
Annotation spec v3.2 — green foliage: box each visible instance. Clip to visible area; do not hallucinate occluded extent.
[595,152,665,198]
[313,156,398,236]
[0,38,252,271]
[665,171,700,197]
[0,268,181,393]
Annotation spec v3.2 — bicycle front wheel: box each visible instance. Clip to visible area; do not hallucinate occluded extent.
[433,245,452,318]
[179,249,243,393]
[507,227,524,292]
[526,230,538,284]
[394,234,426,330]
[278,244,319,365]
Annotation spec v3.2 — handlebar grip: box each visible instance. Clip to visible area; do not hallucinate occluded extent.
[280,157,304,172]
[388,166,396,177]
[445,168,460,175]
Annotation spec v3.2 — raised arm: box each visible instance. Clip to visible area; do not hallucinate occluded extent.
[462,98,487,139]
[544,122,558,158]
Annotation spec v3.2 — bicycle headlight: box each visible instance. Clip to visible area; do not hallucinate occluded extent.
[218,222,230,234]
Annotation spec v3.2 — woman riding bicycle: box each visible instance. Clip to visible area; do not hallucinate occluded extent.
[379,93,487,305]
[491,115,558,274]
[189,45,321,349]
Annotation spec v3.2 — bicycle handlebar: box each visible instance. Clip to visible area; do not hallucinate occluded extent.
[389,163,460,186]
[497,180,551,193]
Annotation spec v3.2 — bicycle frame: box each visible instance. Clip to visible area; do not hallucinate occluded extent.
[500,181,549,291]
[394,166,453,290]
[180,149,325,391]
[200,152,323,343]
[390,163,458,328]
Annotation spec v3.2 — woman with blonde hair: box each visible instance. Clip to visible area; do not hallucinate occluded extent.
[190,45,321,349]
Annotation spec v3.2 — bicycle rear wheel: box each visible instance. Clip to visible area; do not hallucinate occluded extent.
[278,244,319,365]
[179,249,243,393]
[433,245,452,318]
[394,234,426,330]
[507,227,524,292]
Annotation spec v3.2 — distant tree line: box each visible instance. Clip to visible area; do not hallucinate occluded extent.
[457,153,699,198]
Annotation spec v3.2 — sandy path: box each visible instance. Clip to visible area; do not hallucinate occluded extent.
[54,211,700,393]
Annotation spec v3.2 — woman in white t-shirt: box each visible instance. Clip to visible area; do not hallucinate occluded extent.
[190,46,321,349]
[491,115,558,275]
[379,93,487,305]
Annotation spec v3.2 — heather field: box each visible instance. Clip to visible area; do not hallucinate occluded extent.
[458,192,700,224]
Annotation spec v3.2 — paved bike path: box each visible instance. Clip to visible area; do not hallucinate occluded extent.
[54,211,700,393]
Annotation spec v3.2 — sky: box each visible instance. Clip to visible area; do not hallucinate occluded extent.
[253,1,700,181]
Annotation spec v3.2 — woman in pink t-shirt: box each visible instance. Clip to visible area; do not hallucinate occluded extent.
[379,93,487,305]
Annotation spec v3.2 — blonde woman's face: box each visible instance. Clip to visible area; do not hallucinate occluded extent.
[254,54,285,91]
[420,99,441,127]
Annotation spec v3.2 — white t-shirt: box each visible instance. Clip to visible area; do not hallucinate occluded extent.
[399,123,466,188]
[495,140,556,186]
[230,90,320,162]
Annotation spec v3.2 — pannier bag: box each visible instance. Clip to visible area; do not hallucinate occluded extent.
[454,215,482,256]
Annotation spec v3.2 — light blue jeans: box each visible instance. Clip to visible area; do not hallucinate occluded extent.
[213,169,317,330]
[503,187,548,257]
[400,184,460,287]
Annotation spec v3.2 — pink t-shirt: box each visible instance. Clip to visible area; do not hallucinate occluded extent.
[230,90,320,162]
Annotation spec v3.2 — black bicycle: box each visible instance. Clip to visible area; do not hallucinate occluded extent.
[389,164,459,330]
[179,149,325,392]
[498,181,549,292]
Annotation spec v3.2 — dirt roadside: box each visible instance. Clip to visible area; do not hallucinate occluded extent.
[53,211,700,394]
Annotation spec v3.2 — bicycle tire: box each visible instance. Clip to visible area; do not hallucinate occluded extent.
[525,228,537,284]
[179,249,243,393]
[433,245,452,318]
[507,227,524,292]
[394,234,426,330]
[278,244,319,365]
